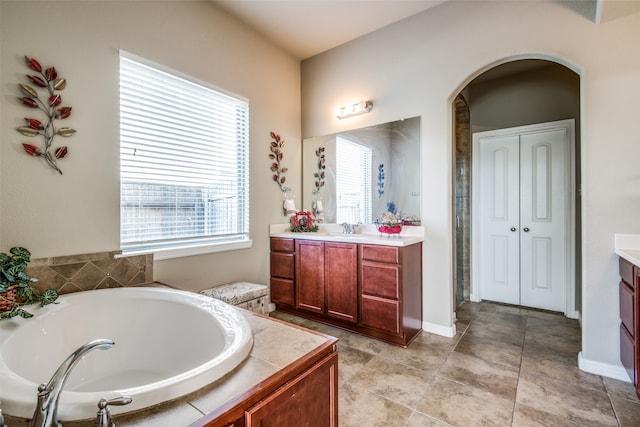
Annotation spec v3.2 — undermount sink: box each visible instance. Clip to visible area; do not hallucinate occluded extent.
[0,287,253,421]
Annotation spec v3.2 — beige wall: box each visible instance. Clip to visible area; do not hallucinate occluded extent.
[302,1,640,372]
[0,1,301,291]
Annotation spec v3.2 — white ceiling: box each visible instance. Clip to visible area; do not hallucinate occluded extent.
[211,0,448,60]
[211,0,640,61]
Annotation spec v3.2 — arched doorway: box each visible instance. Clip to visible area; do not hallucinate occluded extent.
[453,58,581,317]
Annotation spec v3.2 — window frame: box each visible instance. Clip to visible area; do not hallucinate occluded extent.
[118,51,251,260]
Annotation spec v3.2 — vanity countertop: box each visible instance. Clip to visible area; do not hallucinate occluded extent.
[270,223,425,247]
[615,233,640,267]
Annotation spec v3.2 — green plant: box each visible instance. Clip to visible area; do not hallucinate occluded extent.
[0,247,58,319]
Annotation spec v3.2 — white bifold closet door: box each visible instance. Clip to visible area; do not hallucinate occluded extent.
[474,121,570,312]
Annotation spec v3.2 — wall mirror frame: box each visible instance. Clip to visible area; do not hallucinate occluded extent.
[302,117,421,225]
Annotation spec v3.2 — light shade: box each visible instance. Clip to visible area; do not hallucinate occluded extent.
[335,100,373,119]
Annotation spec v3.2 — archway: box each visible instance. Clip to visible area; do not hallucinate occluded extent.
[452,58,581,317]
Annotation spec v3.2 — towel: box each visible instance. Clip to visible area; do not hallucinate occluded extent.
[284,198,296,216]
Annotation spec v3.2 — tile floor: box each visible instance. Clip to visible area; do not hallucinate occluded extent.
[271,301,640,426]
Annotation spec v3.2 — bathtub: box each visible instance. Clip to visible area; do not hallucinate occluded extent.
[0,287,253,421]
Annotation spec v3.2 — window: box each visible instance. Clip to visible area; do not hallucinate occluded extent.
[119,51,250,259]
[335,136,372,224]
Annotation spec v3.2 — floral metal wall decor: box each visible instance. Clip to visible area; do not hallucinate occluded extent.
[16,56,75,175]
[313,146,325,195]
[268,131,289,192]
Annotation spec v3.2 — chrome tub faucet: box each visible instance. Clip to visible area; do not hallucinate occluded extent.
[29,339,114,427]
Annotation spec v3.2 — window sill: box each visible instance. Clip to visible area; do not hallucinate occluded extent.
[118,239,253,261]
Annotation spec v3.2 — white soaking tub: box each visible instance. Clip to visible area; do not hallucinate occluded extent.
[0,287,253,421]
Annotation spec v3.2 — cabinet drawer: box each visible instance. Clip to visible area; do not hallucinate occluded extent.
[620,281,635,338]
[270,277,295,306]
[271,252,294,279]
[620,257,635,288]
[361,262,400,299]
[361,245,399,264]
[271,237,294,252]
[620,323,636,385]
[360,295,400,335]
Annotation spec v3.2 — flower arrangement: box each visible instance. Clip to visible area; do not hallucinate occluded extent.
[313,146,326,195]
[17,56,75,175]
[375,211,403,236]
[289,211,319,232]
[0,247,59,319]
[269,131,289,192]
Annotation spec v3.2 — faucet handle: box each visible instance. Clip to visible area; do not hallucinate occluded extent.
[95,396,132,427]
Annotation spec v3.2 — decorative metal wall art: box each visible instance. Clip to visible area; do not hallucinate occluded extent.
[269,131,289,192]
[269,131,297,216]
[313,146,325,195]
[17,56,75,175]
[377,163,385,198]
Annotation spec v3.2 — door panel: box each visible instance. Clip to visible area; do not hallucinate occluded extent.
[325,242,358,323]
[520,129,567,311]
[477,134,520,305]
[296,240,325,314]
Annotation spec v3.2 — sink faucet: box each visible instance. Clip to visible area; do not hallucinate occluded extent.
[29,339,115,427]
[341,222,361,234]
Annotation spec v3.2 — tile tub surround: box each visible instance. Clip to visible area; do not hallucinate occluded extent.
[615,233,640,267]
[3,306,337,426]
[272,301,640,426]
[24,251,153,295]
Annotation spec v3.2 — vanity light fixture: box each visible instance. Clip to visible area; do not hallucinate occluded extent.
[335,100,373,119]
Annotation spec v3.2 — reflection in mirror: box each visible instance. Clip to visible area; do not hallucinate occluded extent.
[302,117,421,224]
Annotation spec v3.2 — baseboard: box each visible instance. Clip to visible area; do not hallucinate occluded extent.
[565,309,579,320]
[423,321,456,338]
[578,351,631,382]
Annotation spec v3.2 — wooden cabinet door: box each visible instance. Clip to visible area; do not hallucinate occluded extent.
[325,242,358,323]
[636,266,640,398]
[245,352,338,427]
[296,240,325,314]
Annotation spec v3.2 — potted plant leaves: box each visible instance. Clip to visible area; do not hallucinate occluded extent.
[0,246,58,319]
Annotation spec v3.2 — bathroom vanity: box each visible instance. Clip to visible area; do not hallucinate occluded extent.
[270,225,424,347]
[616,234,640,399]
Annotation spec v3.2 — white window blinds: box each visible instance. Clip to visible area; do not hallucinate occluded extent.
[336,136,372,224]
[119,52,249,254]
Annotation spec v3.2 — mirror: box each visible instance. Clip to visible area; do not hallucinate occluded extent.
[302,117,421,224]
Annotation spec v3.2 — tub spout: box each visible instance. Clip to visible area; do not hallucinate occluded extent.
[29,339,115,427]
